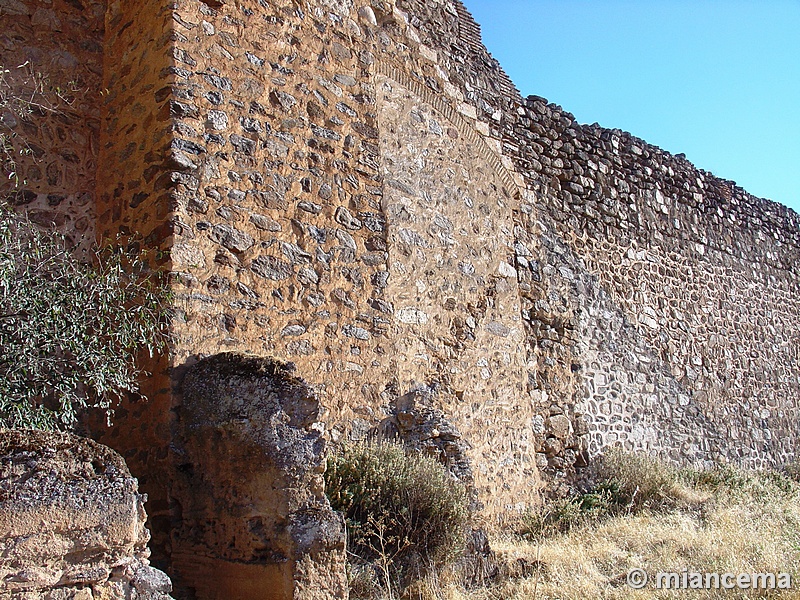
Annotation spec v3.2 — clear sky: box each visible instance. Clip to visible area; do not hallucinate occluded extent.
[461,0,800,214]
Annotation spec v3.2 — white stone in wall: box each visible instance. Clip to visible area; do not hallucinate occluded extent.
[357,5,376,26]
[396,307,429,324]
[457,102,477,120]
[498,261,516,278]
[173,243,207,268]
[418,44,437,62]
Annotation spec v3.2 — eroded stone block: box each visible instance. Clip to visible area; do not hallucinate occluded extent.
[172,352,347,600]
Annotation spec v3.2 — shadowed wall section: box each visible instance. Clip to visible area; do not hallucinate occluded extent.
[0,0,105,244]
[94,0,177,564]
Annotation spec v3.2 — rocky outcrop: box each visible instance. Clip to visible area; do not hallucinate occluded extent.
[172,352,347,600]
[0,430,173,599]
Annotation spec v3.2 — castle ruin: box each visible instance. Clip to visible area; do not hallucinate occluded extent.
[2,0,799,596]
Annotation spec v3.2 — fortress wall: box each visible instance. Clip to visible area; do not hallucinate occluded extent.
[162,0,545,520]
[390,0,594,490]
[0,0,105,243]
[376,73,534,514]
[510,99,800,470]
[3,1,800,589]
[394,0,800,480]
[164,0,397,439]
[94,0,179,564]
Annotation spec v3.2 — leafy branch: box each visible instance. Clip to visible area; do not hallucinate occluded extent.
[0,204,171,430]
[1,61,78,185]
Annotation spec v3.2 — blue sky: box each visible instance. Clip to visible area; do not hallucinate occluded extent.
[461,0,800,214]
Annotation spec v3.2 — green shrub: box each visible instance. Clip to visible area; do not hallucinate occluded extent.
[325,441,469,595]
[0,205,170,430]
[521,483,619,537]
[783,459,800,483]
[683,462,799,503]
[682,461,747,487]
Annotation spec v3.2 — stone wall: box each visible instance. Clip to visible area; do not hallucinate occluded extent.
[163,0,396,418]
[509,98,800,473]
[389,0,800,485]
[0,0,105,244]
[150,0,542,522]
[0,430,173,599]
[376,72,534,512]
[93,0,178,563]
[2,0,800,592]
[388,0,590,493]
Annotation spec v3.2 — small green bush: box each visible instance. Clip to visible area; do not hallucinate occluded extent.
[325,441,469,595]
[683,462,799,503]
[681,462,752,492]
[521,483,618,537]
[522,449,689,537]
[783,459,800,483]
[0,205,170,430]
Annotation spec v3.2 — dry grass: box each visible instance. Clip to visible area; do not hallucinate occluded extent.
[404,451,800,600]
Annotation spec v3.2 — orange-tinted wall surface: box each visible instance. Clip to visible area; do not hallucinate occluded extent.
[3,0,799,586]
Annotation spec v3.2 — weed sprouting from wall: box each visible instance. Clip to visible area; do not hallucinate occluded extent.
[0,62,78,187]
